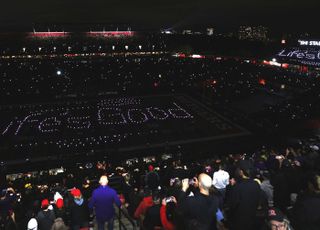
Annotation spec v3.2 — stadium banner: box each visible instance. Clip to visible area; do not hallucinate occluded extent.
[277,39,320,66]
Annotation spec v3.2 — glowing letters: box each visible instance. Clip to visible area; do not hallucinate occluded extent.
[298,40,320,47]
[1,99,194,136]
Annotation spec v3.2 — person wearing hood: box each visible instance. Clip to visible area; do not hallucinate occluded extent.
[69,188,90,230]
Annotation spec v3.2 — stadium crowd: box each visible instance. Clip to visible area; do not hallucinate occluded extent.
[1,56,319,106]
[1,35,320,230]
[1,138,320,230]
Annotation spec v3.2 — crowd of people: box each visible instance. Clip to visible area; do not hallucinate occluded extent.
[1,55,319,156]
[1,34,320,230]
[1,56,318,105]
[1,139,320,230]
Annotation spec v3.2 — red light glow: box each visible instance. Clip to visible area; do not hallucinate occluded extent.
[87,31,135,37]
[282,63,289,69]
[29,32,69,38]
[259,79,266,85]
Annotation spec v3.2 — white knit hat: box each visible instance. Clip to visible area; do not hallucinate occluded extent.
[27,218,38,230]
[54,191,63,203]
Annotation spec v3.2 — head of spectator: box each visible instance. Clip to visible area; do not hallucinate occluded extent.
[51,217,68,230]
[99,175,108,187]
[54,192,63,203]
[152,191,161,205]
[55,198,64,209]
[148,165,154,172]
[27,217,38,230]
[236,160,254,179]
[214,160,223,171]
[198,173,212,196]
[170,178,182,189]
[267,208,289,230]
[261,170,271,181]
[41,199,49,210]
[70,188,82,198]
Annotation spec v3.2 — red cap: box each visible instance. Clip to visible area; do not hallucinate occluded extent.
[71,188,82,197]
[56,198,64,209]
[41,199,49,209]
[148,165,154,172]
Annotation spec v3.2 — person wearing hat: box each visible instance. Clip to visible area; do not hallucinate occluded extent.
[88,175,121,230]
[36,199,56,230]
[27,218,38,230]
[263,208,293,230]
[54,198,67,224]
[145,164,160,191]
[69,188,90,230]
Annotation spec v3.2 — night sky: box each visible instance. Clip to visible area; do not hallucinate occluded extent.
[0,0,319,33]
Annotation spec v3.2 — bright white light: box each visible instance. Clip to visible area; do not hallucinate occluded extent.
[22,47,26,52]
[112,46,115,50]
[272,58,277,62]
[125,45,129,50]
[56,70,62,75]
[269,61,281,67]
[38,47,42,52]
[191,54,203,59]
[138,45,142,50]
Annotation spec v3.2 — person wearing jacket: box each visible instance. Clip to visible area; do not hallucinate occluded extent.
[69,188,90,230]
[88,176,121,230]
[36,199,55,230]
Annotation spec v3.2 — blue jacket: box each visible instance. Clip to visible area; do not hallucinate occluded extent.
[88,185,121,221]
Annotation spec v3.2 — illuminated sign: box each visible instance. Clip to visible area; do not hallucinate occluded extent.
[1,98,194,136]
[277,49,320,66]
[278,49,320,60]
[298,40,320,47]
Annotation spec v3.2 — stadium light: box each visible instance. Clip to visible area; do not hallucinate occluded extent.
[38,47,42,52]
[125,45,129,50]
[56,70,62,76]
[112,46,115,50]
[139,45,142,50]
[22,47,26,52]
